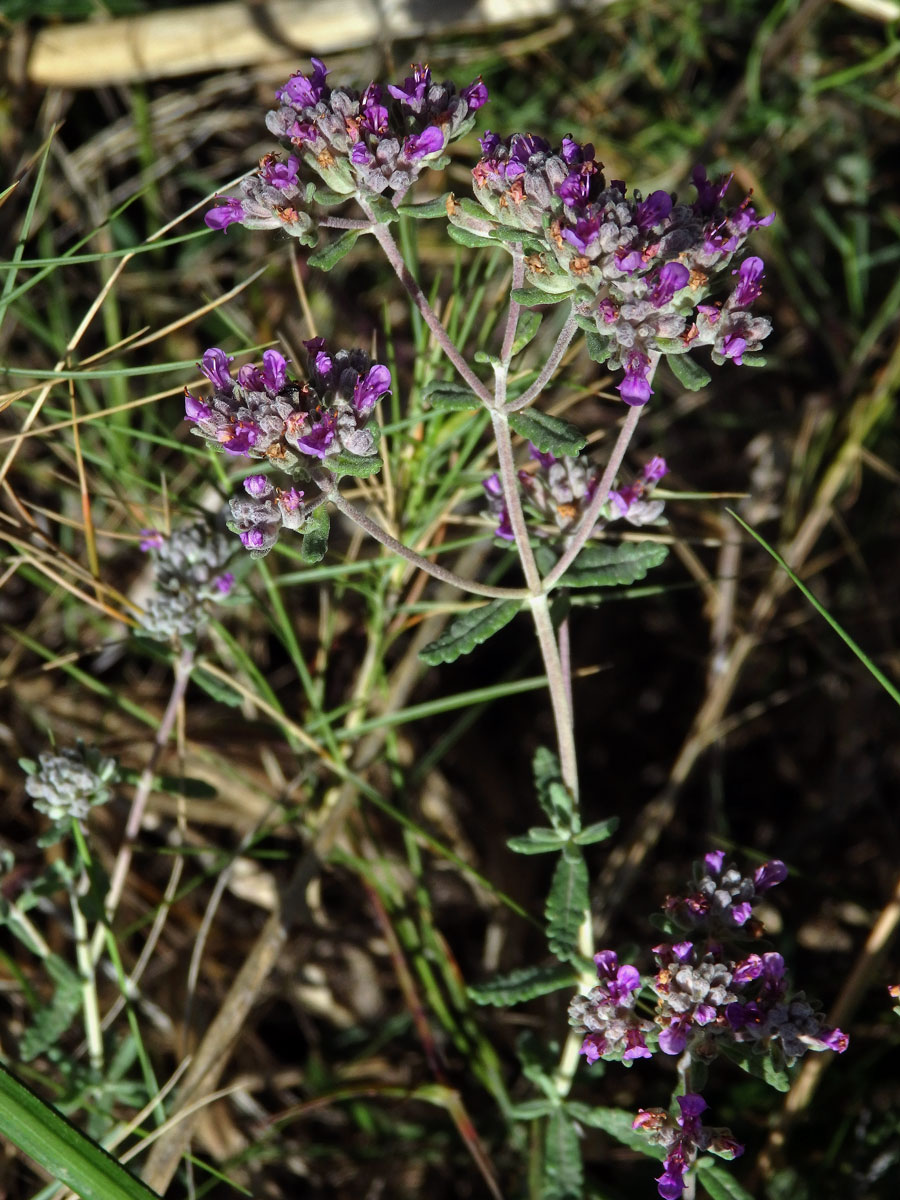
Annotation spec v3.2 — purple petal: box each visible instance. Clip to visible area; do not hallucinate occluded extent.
[139,529,164,552]
[461,77,489,110]
[635,189,673,230]
[204,198,245,231]
[262,349,288,391]
[754,859,787,891]
[405,125,445,161]
[243,474,270,497]
[705,849,726,874]
[214,572,235,594]
[184,390,212,422]
[200,348,234,389]
[352,363,391,414]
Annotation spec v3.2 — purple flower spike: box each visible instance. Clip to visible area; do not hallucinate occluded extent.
[200,348,235,389]
[754,859,787,891]
[461,76,489,110]
[617,350,654,406]
[261,349,288,391]
[184,390,212,422]
[204,198,245,231]
[405,125,444,161]
[352,363,391,414]
[649,261,691,307]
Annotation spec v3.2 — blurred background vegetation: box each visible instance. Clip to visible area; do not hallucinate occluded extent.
[1,1,899,1197]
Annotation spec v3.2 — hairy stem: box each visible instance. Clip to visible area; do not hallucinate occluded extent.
[542,400,645,590]
[91,646,195,966]
[507,306,578,412]
[361,201,493,406]
[325,484,528,600]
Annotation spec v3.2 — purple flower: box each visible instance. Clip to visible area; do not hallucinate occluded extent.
[623,1028,653,1060]
[460,76,489,110]
[754,859,787,891]
[214,572,235,594]
[617,349,654,406]
[239,527,266,550]
[659,1016,690,1056]
[656,1165,686,1200]
[200,348,234,389]
[277,57,329,106]
[820,1027,849,1053]
[218,420,259,455]
[721,333,748,364]
[140,529,164,551]
[290,411,337,458]
[360,84,390,135]
[730,900,753,925]
[279,486,304,513]
[635,189,673,230]
[648,262,690,307]
[261,349,288,391]
[261,155,300,191]
[204,197,245,231]
[350,142,373,166]
[303,337,334,384]
[184,390,212,422]
[352,363,391,414]
[404,126,444,161]
[388,64,431,105]
[691,164,732,215]
[593,950,642,1004]
[580,1032,607,1064]
[732,256,765,307]
[677,1093,707,1135]
[643,455,668,484]
[562,216,602,254]
[243,474,270,497]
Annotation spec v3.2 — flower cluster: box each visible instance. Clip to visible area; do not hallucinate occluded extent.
[185,343,390,466]
[138,519,234,639]
[461,132,773,403]
[483,445,667,541]
[184,342,391,556]
[634,1095,743,1200]
[568,851,848,1198]
[206,59,487,231]
[20,743,118,842]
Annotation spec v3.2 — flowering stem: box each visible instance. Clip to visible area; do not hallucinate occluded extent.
[361,200,493,406]
[69,864,104,1072]
[541,400,645,591]
[506,306,578,412]
[90,646,195,966]
[498,246,525,372]
[324,484,529,600]
[319,216,374,230]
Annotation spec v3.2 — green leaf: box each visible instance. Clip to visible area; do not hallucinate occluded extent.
[545,851,589,960]
[0,1062,163,1200]
[191,667,244,707]
[719,1041,791,1091]
[586,331,612,364]
[468,963,576,1006]
[301,505,330,564]
[532,746,577,832]
[511,310,543,356]
[696,1158,755,1200]
[561,541,669,588]
[543,1108,584,1200]
[307,228,360,271]
[566,1105,666,1159]
[572,817,619,845]
[419,599,520,666]
[447,224,497,249]
[511,285,568,307]
[19,954,82,1063]
[329,451,383,478]
[507,409,586,457]
[422,381,479,411]
[509,1098,556,1120]
[574,312,598,333]
[398,193,452,219]
[507,826,567,855]
[666,351,712,391]
[313,186,352,207]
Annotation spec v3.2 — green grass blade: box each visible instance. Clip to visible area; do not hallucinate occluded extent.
[728,509,900,706]
[0,1063,162,1200]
